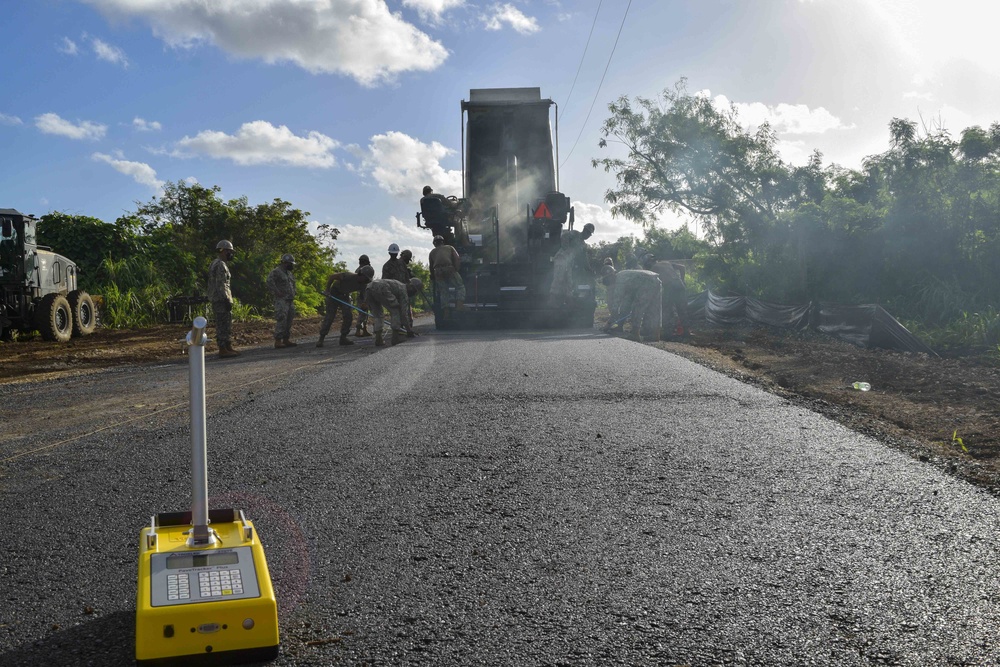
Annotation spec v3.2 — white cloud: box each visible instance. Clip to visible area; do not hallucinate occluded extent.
[92,37,129,67]
[361,131,462,198]
[0,113,23,126]
[133,117,162,132]
[483,3,539,34]
[58,37,79,55]
[403,0,464,22]
[711,94,852,135]
[82,0,449,86]
[35,113,107,140]
[92,152,165,191]
[336,216,434,267]
[175,121,338,167]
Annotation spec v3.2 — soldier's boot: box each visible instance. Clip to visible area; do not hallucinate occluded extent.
[339,335,354,346]
[354,326,363,337]
[360,325,372,337]
[218,345,240,359]
[374,331,385,347]
[315,335,325,348]
[391,330,404,346]
[274,339,286,349]
[226,344,241,357]
[406,329,417,338]
[282,338,298,347]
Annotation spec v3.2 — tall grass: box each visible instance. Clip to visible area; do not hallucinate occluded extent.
[95,256,179,328]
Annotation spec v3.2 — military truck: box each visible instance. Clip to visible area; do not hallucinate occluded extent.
[0,208,96,342]
[417,87,595,329]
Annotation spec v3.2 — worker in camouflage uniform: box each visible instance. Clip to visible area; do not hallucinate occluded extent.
[641,253,688,338]
[428,235,465,311]
[549,223,595,305]
[266,253,298,349]
[399,249,417,336]
[318,264,375,347]
[354,254,373,337]
[605,269,662,342]
[207,239,240,359]
[365,277,421,347]
[382,243,408,283]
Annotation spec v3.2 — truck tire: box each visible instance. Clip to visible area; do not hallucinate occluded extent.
[68,290,97,337]
[36,293,73,342]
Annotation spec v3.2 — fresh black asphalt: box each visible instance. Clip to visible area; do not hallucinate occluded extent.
[2,329,999,665]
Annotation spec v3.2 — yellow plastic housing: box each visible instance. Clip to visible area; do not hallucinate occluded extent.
[135,511,279,665]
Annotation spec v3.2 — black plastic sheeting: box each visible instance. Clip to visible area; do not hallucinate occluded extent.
[686,290,935,355]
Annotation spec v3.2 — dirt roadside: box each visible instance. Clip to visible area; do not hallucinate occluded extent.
[3,316,999,496]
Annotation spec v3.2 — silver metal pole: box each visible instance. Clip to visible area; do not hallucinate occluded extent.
[186,316,213,546]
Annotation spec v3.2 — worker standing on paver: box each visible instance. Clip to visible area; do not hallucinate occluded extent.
[365,277,422,347]
[266,253,298,349]
[428,235,465,311]
[318,265,375,347]
[208,239,240,359]
[549,223,595,305]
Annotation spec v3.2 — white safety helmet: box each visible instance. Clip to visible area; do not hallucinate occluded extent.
[388,243,400,254]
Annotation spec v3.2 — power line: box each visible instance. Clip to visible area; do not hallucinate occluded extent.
[561,0,603,116]
[560,0,632,170]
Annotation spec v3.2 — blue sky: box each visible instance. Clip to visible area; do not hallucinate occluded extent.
[3,0,999,267]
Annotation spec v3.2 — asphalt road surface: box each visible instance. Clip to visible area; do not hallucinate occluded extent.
[2,326,1000,666]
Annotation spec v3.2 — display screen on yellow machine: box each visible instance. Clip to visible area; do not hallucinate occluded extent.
[166,552,239,569]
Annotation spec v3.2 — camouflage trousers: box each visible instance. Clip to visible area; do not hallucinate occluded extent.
[273,298,295,340]
[320,293,353,338]
[212,300,232,348]
[356,294,368,329]
[433,267,466,306]
[367,297,403,336]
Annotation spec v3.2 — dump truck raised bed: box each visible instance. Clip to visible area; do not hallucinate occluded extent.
[0,208,96,342]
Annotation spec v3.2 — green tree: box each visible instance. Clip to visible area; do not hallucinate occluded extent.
[129,181,339,315]
[36,213,146,290]
[593,79,794,291]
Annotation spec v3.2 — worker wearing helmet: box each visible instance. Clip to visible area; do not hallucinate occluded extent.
[207,240,240,359]
[317,264,375,348]
[364,277,421,347]
[420,185,465,244]
[549,222,596,306]
[266,253,298,349]
[354,254,373,337]
[381,243,408,284]
[428,234,465,312]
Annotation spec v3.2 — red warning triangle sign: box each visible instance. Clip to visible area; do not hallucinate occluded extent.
[533,202,552,219]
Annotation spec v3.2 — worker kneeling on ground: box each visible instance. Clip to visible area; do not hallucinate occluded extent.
[428,235,465,311]
[605,269,662,342]
[318,264,375,347]
[365,277,422,347]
